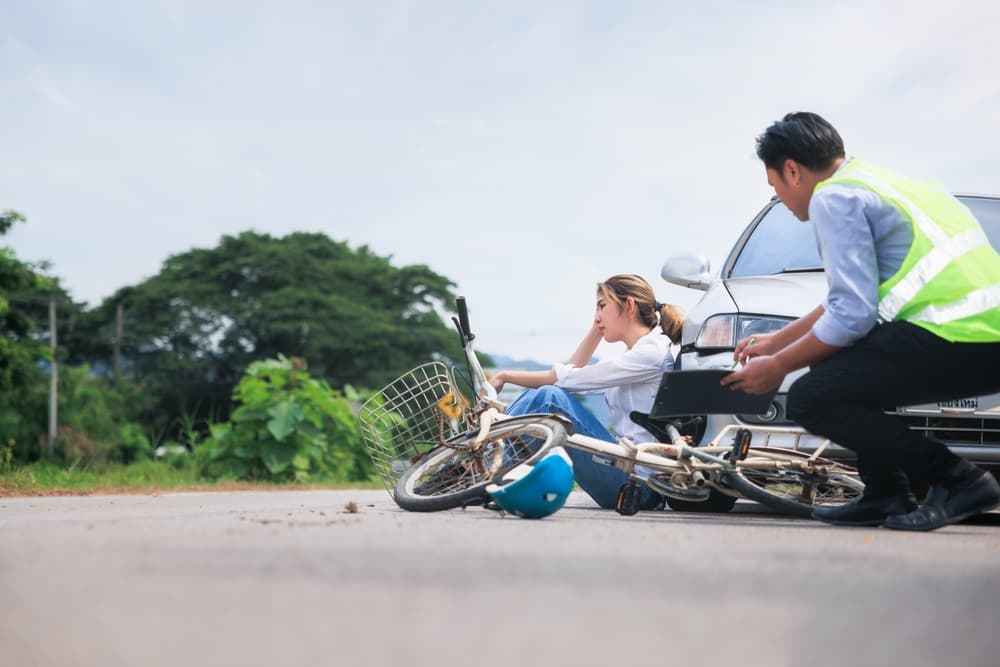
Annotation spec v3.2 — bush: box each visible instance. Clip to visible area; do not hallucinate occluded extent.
[0,437,14,473]
[117,422,154,464]
[196,355,373,483]
[56,426,113,466]
[44,367,153,465]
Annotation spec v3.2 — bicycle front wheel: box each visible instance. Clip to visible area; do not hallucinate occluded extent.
[393,417,568,512]
[723,449,864,517]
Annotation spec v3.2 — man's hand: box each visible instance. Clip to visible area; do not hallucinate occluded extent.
[733,332,781,366]
[720,356,787,395]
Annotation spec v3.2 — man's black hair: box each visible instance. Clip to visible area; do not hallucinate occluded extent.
[755,112,845,172]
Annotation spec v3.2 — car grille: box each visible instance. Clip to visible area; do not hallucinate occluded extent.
[895,414,1000,446]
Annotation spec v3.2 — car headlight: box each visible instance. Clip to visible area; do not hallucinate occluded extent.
[694,314,794,350]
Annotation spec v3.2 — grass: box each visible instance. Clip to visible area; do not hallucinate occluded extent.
[0,459,381,497]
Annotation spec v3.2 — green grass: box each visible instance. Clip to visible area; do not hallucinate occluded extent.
[0,460,381,496]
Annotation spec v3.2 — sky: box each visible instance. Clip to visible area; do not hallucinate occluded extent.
[3,0,999,365]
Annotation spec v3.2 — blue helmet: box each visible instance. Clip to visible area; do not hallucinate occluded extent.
[486,446,574,519]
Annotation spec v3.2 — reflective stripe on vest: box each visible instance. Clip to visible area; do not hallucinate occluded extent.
[910,283,1000,325]
[879,227,991,321]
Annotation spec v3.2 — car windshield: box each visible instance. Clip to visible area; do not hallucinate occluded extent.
[729,202,820,278]
[728,195,1000,279]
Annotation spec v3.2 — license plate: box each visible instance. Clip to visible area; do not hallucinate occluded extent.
[936,398,979,412]
[898,397,981,415]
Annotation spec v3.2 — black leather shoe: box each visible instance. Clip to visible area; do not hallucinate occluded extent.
[811,492,917,526]
[883,471,1000,531]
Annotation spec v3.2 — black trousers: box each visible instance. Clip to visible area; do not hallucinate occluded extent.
[786,321,1000,496]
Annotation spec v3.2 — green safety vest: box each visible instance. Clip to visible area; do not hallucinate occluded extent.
[815,157,1000,342]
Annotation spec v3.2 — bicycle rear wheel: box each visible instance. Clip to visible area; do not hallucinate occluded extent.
[723,449,864,517]
[394,417,568,512]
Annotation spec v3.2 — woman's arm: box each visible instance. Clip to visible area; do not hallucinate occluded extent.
[489,368,557,393]
[489,323,601,393]
[567,324,603,368]
[556,337,668,393]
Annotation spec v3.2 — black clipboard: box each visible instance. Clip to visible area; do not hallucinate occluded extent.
[649,369,779,418]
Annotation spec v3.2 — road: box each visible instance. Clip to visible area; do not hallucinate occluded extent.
[2,489,998,667]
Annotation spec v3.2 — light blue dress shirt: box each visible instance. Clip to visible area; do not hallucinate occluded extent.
[807,159,914,346]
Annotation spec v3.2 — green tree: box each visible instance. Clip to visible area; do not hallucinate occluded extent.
[1,210,93,462]
[0,211,50,459]
[72,231,472,434]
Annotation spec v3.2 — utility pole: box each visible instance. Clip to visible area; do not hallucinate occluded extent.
[114,302,123,380]
[48,294,57,456]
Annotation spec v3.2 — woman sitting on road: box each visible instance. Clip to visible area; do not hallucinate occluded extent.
[488,274,683,510]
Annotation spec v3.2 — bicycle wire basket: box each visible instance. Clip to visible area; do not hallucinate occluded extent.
[358,361,473,494]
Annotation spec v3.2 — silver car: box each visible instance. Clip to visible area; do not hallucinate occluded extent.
[661,194,1000,476]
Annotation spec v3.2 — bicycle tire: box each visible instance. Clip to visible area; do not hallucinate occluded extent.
[393,417,568,512]
[723,449,863,517]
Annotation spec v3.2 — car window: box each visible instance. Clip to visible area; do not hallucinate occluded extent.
[960,196,1000,250]
[729,202,821,278]
[729,195,1000,279]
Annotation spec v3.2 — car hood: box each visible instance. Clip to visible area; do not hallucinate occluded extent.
[724,272,826,318]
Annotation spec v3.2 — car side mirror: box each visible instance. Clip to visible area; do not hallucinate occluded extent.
[661,253,712,291]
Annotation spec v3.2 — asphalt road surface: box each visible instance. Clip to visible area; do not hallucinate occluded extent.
[2,489,998,667]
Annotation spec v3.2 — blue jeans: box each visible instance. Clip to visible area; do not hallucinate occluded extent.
[506,385,661,510]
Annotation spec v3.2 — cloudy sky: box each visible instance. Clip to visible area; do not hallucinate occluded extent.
[3,1,999,364]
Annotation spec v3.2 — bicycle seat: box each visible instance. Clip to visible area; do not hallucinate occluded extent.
[629,411,705,444]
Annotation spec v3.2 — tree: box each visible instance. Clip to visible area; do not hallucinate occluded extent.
[72,231,474,434]
[2,210,150,464]
[0,211,52,459]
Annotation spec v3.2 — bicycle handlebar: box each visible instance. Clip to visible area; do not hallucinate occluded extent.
[453,296,498,403]
[456,296,473,343]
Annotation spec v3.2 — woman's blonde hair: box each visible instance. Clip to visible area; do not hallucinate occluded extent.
[597,274,684,344]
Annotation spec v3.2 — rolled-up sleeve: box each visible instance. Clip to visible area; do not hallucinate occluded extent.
[554,336,671,393]
[809,186,881,346]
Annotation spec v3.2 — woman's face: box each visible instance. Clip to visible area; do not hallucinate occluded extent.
[594,293,630,343]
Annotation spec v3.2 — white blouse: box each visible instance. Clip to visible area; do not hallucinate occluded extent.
[552,329,674,443]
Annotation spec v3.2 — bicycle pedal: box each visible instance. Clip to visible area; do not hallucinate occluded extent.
[729,428,752,464]
[615,481,642,516]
